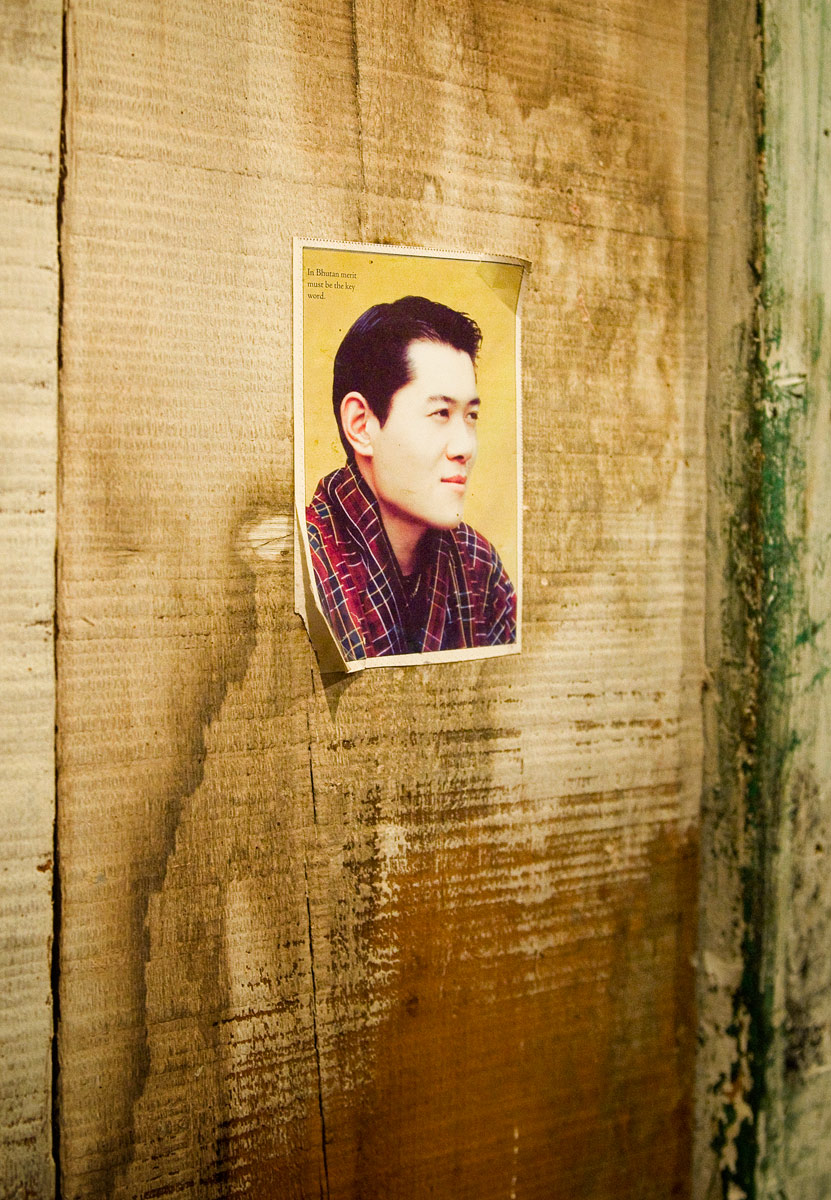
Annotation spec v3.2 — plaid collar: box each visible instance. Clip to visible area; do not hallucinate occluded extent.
[316,461,474,655]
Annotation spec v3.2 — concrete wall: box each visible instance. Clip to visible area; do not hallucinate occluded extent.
[697,1,831,1197]
[14,1,831,1197]
[0,2,60,1195]
[54,1,705,1196]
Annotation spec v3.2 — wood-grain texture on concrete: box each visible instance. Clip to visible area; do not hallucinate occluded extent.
[699,3,831,1198]
[57,1,707,1196]
[695,0,761,1194]
[753,2,831,1195]
[0,1,60,1195]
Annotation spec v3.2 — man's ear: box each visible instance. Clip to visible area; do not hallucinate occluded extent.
[340,392,378,459]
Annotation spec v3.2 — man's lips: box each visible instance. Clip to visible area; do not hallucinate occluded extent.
[441,475,467,486]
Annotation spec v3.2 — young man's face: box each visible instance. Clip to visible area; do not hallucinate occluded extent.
[362,339,480,539]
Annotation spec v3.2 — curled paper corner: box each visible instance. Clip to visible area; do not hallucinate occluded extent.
[295,509,360,677]
[475,258,529,312]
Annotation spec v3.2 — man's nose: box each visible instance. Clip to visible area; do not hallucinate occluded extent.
[447,416,476,461]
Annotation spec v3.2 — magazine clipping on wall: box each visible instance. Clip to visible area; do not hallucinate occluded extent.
[294,238,526,674]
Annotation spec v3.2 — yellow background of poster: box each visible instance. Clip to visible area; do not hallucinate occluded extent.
[301,245,522,588]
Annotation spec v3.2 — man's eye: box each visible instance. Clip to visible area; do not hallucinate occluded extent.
[430,408,450,419]
[467,410,479,423]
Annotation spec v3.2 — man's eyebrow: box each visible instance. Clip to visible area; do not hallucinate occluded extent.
[426,394,481,406]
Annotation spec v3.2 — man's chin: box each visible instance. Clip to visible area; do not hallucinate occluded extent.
[428,512,464,531]
[388,503,465,535]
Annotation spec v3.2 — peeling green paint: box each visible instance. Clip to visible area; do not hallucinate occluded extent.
[703,4,768,1193]
[709,1,831,1197]
[751,363,809,1199]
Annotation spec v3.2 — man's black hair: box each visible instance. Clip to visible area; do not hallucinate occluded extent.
[332,295,482,456]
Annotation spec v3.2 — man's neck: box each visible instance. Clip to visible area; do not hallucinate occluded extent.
[352,458,425,575]
[376,506,425,576]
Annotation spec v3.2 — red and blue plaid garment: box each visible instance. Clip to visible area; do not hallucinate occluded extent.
[306,462,517,661]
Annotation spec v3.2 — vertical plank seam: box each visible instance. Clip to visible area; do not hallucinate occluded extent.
[304,863,331,1200]
[705,2,770,1195]
[730,1,769,1188]
[52,2,71,1193]
[304,678,331,1198]
[348,0,366,239]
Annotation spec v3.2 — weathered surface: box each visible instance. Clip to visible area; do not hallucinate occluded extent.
[754,2,831,1195]
[695,0,761,1194]
[57,0,707,1196]
[0,1,60,1195]
[698,2,831,1198]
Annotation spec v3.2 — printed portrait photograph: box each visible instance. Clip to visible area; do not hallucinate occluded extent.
[294,240,525,672]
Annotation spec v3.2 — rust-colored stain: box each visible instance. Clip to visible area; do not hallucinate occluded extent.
[316,824,698,1200]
